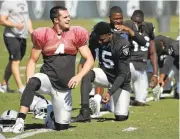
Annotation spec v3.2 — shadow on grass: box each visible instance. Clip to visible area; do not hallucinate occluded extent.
[25,123,76,130]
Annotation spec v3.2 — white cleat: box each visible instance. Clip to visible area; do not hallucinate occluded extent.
[153,85,163,101]
[89,97,101,118]
[12,118,24,134]
[89,97,98,115]
[0,85,7,93]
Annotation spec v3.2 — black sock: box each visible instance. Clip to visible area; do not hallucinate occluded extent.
[81,71,95,108]
[82,104,89,109]
[18,112,26,120]
[54,122,69,130]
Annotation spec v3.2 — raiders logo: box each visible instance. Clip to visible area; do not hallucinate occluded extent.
[122,46,129,56]
[168,47,173,55]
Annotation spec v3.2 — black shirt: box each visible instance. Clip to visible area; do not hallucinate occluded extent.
[155,35,179,72]
[124,20,153,71]
[89,33,131,95]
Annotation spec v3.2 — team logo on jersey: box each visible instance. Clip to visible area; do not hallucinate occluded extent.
[167,47,173,55]
[122,45,129,56]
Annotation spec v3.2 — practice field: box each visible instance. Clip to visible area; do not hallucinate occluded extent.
[0,16,179,139]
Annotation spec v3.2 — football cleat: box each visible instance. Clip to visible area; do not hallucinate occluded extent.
[71,108,91,123]
[12,118,24,134]
[153,85,163,101]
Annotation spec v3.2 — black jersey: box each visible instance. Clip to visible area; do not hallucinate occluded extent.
[155,35,179,70]
[89,33,131,94]
[124,20,152,71]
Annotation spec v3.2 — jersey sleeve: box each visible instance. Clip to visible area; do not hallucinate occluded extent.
[160,55,174,74]
[31,28,46,49]
[108,39,131,95]
[147,23,155,40]
[0,1,9,15]
[73,26,89,48]
[169,41,179,57]
[79,33,97,65]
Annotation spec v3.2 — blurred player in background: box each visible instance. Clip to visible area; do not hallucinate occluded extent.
[12,6,94,133]
[154,35,179,99]
[123,10,158,106]
[0,0,33,93]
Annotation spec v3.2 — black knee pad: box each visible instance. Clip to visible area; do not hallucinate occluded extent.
[82,70,95,83]
[20,77,41,107]
[54,122,69,131]
[115,114,129,121]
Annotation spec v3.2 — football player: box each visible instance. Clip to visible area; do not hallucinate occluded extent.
[154,35,179,98]
[72,21,134,122]
[123,10,158,106]
[12,6,94,133]
[87,6,150,116]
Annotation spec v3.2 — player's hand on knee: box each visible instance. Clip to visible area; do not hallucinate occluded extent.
[149,75,158,88]
[68,75,82,89]
[102,92,111,103]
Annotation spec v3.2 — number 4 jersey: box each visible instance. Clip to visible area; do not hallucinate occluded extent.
[31,26,89,90]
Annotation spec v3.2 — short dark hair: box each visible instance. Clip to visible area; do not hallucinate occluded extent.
[131,10,144,23]
[109,6,123,16]
[50,6,67,22]
[93,22,111,37]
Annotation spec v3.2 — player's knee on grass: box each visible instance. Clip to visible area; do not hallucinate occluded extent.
[20,77,41,107]
[54,122,69,130]
[115,115,129,121]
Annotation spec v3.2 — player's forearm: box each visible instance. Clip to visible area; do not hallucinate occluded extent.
[108,74,126,96]
[159,73,166,83]
[77,57,94,78]
[0,19,17,28]
[126,28,135,37]
[28,18,33,34]
[77,63,83,73]
[26,59,36,83]
[150,53,158,76]
[132,32,147,46]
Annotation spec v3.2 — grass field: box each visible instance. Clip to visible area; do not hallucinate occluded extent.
[0,16,179,139]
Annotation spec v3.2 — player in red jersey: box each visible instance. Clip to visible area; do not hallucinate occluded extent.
[12,6,94,133]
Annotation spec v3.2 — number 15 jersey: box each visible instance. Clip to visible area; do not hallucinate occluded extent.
[89,33,131,87]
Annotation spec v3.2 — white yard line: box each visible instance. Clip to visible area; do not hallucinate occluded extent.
[20,64,42,70]
[7,129,54,139]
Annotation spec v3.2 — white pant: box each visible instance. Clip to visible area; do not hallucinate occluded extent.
[33,73,72,124]
[168,66,179,93]
[130,63,148,103]
[92,68,130,116]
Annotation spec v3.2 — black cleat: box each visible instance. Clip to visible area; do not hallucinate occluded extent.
[130,99,149,106]
[71,108,91,123]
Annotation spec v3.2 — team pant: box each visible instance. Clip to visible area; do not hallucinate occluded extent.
[32,73,72,125]
[130,63,148,103]
[92,68,130,116]
[168,66,179,94]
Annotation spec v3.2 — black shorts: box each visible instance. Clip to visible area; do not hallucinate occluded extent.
[3,36,27,61]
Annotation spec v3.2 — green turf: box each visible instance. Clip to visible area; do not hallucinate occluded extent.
[0,16,179,139]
